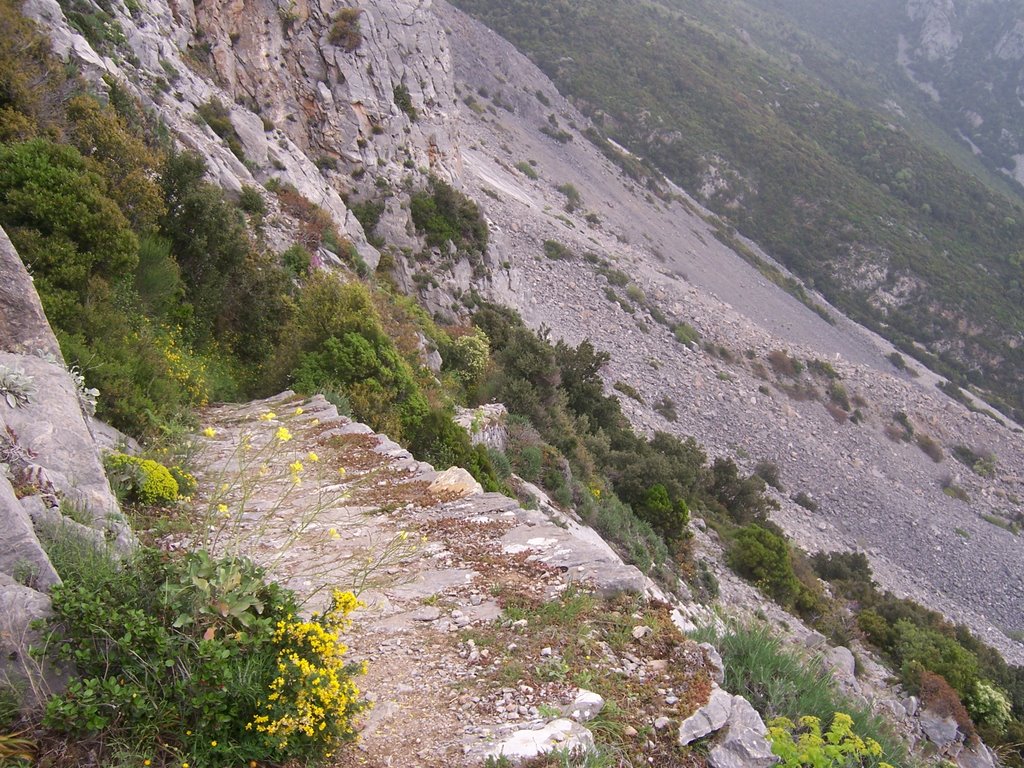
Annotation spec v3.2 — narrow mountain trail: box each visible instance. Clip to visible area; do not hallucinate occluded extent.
[186,392,664,766]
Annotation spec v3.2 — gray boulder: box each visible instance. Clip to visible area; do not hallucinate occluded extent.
[708,695,779,768]
[485,718,594,762]
[920,708,963,750]
[679,685,733,745]
[0,574,67,710]
[0,351,128,549]
[0,479,60,591]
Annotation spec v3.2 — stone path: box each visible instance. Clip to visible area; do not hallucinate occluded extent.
[188,391,660,766]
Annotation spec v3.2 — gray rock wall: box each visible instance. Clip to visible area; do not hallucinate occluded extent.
[0,227,131,709]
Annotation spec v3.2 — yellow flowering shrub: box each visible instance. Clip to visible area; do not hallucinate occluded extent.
[104,452,180,505]
[768,713,895,768]
[249,590,367,756]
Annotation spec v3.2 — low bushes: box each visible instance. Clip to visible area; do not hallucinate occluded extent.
[410,177,488,257]
[40,545,365,767]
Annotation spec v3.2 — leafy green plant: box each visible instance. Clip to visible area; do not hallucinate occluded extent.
[515,160,539,180]
[768,712,895,768]
[41,545,365,767]
[694,625,904,765]
[393,83,418,121]
[410,177,489,257]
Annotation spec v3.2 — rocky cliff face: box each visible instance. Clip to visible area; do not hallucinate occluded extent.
[22,0,466,267]
[0,227,132,708]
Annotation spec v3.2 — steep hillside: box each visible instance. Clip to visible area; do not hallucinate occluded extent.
[450,0,1024,423]
[745,0,1024,190]
[6,0,1024,764]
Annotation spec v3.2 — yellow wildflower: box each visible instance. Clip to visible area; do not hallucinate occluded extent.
[307,451,319,462]
[210,740,217,747]
[276,426,293,442]
[337,467,347,478]
[144,761,151,767]
[295,406,304,415]
[217,503,228,514]
[259,411,277,421]
[290,460,304,474]
[202,426,216,438]
[328,528,340,540]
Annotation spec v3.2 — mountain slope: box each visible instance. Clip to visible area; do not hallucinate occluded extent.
[450,0,1024,422]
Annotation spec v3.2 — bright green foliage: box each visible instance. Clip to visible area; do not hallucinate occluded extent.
[768,713,895,768]
[410,177,489,256]
[698,626,905,766]
[42,546,365,766]
[891,619,980,696]
[278,274,428,441]
[103,452,180,506]
[633,483,689,543]
[441,327,491,389]
[966,681,1013,733]
[0,139,137,332]
[728,524,801,605]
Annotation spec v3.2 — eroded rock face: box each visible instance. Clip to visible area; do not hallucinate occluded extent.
[22,0,468,272]
[0,228,62,360]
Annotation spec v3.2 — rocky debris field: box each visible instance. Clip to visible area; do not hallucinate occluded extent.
[434,0,1024,662]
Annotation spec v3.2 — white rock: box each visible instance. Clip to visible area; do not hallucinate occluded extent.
[484,718,594,761]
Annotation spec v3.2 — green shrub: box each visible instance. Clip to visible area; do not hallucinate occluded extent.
[410,177,489,257]
[729,524,802,606]
[393,84,417,121]
[42,546,365,766]
[281,243,312,277]
[697,626,904,765]
[672,322,700,346]
[556,182,582,212]
[754,460,783,491]
[103,452,180,505]
[791,491,818,512]
[915,432,944,462]
[543,239,574,260]
[406,408,502,491]
[515,161,539,180]
[633,483,689,543]
[238,185,266,216]
[965,680,1012,733]
[196,97,245,160]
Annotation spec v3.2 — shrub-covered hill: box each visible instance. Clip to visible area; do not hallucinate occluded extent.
[451,0,1024,422]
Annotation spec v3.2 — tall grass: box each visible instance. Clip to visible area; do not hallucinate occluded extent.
[694,624,907,767]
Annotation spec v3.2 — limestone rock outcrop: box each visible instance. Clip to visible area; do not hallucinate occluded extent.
[0,226,131,709]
